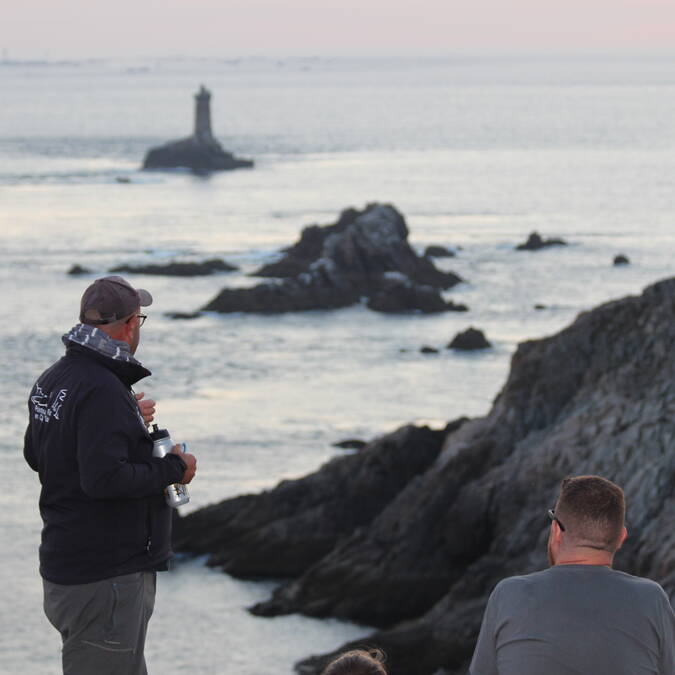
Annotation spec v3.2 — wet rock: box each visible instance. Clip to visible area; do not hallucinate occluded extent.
[68,264,92,276]
[516,231,568,251]
[143,137,253,173]
[164,311,202,320]
[534,303,547,310]
[420,345,440,354]
[253,208,361,278]
[366,274,468,314]
[447,328,492,351]
[424,245,456,258]
[111,258,238,277]
[333,439,367,450]
[203,276,360,314]
[614,254,630,266]
[202,204,465,315]
[173,425,450,578]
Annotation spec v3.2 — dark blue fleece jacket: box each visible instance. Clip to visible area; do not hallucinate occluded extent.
[24,340,186,585]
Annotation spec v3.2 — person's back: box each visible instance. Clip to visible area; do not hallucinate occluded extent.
[473,564,673,675]
[469,476,675,675]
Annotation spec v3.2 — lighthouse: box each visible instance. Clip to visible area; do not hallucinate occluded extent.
[194,85,214,142]
[142,85,253,172]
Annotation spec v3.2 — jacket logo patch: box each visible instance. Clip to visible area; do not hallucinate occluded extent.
[31,384,69,423]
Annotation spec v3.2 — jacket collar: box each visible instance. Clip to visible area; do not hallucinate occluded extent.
[62,324,151,387]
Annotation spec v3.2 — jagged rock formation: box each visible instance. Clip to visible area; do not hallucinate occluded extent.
[333,439,367,450]
[173,424,459,578]
[142,86,253,173]
[110,258,238,276]
[201,204,465,315]
[447,327,492,351]
[175,277,674,675]
[366,273,467,313]
[516,231,568,251]
[424,245,456,258]
[290,277,675,675]
[67,264,92,276]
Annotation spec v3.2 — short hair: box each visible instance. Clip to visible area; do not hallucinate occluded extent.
[555,475,625,552]
[321,649,387,675]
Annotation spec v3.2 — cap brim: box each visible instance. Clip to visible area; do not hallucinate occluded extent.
[138,289,153,307]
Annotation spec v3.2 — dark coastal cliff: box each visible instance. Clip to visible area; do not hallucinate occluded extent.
[173,424,461,577]
[175,277,675,675]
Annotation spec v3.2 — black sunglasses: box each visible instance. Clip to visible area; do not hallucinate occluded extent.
[547,509,566,532]
[126,314,147,327]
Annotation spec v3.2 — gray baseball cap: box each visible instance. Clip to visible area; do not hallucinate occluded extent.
[80,276,153,325]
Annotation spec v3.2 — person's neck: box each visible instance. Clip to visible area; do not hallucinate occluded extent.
[555,548,614,567]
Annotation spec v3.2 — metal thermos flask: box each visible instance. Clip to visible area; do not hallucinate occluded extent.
[150,424,190,508]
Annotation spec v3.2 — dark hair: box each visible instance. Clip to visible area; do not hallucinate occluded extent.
[555,475,625,551]
[321,649,387,675]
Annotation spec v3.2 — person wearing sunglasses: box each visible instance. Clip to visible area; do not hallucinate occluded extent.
[24,275,197,675]
[469,475,674,675]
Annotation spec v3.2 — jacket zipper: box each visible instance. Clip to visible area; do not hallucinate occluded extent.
[145,502,152,555]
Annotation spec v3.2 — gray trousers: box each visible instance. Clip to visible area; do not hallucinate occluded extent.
[43,571,156,675]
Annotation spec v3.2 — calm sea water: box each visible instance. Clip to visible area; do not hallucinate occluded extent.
[1,54,674,674]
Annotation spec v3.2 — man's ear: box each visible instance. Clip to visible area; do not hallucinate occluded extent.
[104,320,130,344]
[122,319,134,342]
[616,526,628,551]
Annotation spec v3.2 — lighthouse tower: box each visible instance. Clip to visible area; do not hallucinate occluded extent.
[194,85,214,142]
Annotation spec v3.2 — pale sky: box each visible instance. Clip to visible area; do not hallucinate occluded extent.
[4,0,675,59]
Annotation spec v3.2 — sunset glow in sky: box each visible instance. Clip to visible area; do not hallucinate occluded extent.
[4,0,675,58]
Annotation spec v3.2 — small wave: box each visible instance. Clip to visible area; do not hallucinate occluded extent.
[0,169,161,186]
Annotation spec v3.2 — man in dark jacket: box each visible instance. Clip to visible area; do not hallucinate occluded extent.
[24,275,197,675]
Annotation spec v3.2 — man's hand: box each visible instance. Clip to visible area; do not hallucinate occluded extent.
[135,392,156,426]
[171,444,197,484]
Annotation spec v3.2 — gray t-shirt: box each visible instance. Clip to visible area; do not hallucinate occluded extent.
[469,565,675,675]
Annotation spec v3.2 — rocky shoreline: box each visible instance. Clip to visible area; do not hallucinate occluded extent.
[174,277,675,675]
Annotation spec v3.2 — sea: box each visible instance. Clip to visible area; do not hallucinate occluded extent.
[1,53,674,674]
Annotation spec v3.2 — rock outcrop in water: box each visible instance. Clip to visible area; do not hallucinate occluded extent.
[110,258,238,276]
[516,231,568,251]
[67,264,92,276]
[424,245,456,258]
[447,327,491,350]
[175,277,675,675]
[142,86,253,173]
[201,204,465,314]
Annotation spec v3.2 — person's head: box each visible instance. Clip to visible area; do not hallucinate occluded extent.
[547,475,627,566]
[79,276,152,354]
[321,649,387,675]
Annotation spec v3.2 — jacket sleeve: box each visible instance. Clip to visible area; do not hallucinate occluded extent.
[76,384,186,500]
[23,424,38,472]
